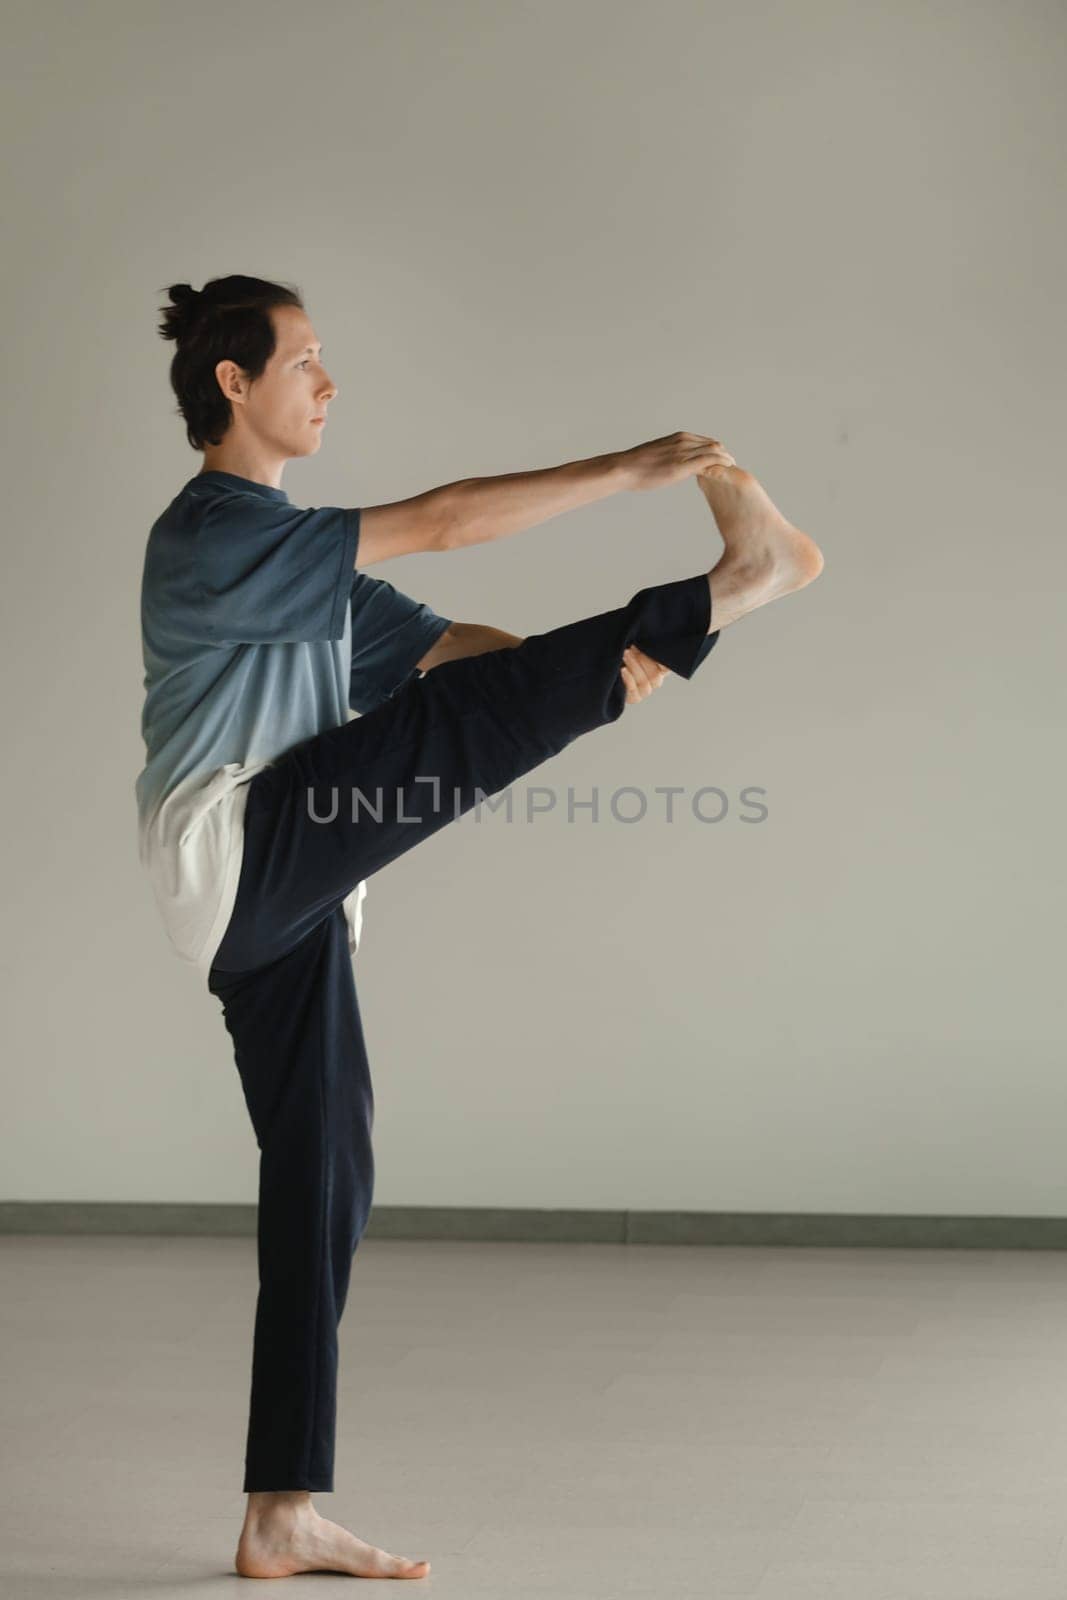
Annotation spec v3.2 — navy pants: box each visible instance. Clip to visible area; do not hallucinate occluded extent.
[207,571,719,1492]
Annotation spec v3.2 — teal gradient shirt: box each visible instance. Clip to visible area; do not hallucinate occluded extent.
[135,469,452,978]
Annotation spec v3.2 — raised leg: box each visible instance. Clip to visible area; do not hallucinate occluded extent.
[211,570,719,976]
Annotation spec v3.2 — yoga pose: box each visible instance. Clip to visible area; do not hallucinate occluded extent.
[135,274,823,1580]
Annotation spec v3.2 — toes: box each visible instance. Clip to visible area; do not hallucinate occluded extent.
[388,1551,429,1577]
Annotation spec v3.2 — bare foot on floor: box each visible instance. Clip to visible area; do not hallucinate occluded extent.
[235,1497,430,1579]
[697,465,824,630]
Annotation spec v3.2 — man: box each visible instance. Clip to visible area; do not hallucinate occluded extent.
[136,274,823,1581]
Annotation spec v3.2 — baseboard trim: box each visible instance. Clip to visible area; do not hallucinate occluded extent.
[2,1202,1067,1249]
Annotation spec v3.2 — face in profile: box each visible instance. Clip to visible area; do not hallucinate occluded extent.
[234,303,339,462]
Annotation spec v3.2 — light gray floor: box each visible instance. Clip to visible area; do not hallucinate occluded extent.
[5,1234,1067,1598]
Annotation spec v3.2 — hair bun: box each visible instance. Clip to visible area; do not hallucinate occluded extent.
[157,282,207,343]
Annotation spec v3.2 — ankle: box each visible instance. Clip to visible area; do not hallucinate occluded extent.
[706,566,756,632]
[246,1490,314,1518]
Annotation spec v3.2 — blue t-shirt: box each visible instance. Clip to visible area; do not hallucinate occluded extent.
[135,468,452,977]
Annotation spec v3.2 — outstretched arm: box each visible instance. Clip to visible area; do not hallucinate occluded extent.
[433,433,734,553]
[355,434,735,566]
[418,624,669,705]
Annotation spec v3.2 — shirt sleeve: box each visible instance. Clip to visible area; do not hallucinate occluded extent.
[194,497,360,645]
[348,571,453,714]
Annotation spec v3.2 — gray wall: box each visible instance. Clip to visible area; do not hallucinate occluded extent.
[2,0,1063,1214]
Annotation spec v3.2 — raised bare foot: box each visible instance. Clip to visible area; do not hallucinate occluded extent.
[235,1495,430,1580]
[697,465,824,630]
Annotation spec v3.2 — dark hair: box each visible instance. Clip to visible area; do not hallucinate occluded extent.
[157,274,304,451]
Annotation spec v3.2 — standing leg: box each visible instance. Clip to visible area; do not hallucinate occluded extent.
[209,906,373,1495]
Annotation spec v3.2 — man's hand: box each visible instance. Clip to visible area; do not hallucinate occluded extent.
[615,431,736,492]
[621,644,670,705]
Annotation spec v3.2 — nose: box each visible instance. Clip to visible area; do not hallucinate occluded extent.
[318,369,338,404]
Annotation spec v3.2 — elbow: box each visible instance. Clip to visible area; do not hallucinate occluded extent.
[429,488,457,554]
[431,484,475,554]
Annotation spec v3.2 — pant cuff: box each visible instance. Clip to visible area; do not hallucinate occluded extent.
[628,573,719,680]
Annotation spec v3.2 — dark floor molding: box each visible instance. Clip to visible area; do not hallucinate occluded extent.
[3,1202,1067,1249]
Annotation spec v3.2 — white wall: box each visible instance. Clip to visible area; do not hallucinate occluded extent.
[2,0,1063,1214]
